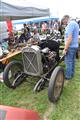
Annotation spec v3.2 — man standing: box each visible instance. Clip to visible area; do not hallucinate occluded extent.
[62,15,79,80]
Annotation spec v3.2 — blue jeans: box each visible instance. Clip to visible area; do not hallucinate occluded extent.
[65,47,77,79]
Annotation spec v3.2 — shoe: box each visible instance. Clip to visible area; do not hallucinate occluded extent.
[71,75,74,78]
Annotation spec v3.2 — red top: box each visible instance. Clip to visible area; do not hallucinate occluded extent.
[6,20,13,33]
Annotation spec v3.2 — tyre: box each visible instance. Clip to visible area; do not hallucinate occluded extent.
[33,79,45,92]
[3,61,24,88]
[48,66,64,103]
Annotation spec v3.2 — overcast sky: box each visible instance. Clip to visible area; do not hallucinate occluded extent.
[2,0,80,18]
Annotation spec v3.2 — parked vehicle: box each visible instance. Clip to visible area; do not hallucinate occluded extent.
[3,35,64,103]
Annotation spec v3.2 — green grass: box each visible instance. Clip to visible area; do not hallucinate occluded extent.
[0,59,80,120]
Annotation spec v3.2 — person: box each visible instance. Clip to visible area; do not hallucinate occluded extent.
[19,27,31,43]
[62,15,79,80]
[51,21,61,40]
[59,18,66,39]
[53,20,59,31]
[28,28,40,45]
[23,23,27,29]
[6,18,13,34]
[41,22,47,34]
[33,29,40,42]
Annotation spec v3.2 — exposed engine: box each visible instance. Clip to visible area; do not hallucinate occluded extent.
[41,47,57,72]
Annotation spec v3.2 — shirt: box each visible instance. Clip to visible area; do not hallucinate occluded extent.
[65,20,79,48]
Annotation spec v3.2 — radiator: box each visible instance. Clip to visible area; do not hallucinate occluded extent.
[22,45,43,76]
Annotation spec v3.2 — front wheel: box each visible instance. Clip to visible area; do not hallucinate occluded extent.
[3,61,25,89]
[48,66,64,103]
[33,79,45,92]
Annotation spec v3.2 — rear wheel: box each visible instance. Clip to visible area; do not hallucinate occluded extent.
[3,61,25,89]
[48,66,64,103]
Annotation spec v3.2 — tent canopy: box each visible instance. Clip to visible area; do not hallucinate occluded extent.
[0,2,50,20]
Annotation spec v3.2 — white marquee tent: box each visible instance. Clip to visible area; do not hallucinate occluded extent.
[0,1,50,20]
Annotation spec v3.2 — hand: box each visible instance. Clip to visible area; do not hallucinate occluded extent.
[63,49,67,55]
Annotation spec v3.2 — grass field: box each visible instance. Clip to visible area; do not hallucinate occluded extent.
[0,59,80,120]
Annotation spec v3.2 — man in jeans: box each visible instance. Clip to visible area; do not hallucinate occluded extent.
[62,15,79,80]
